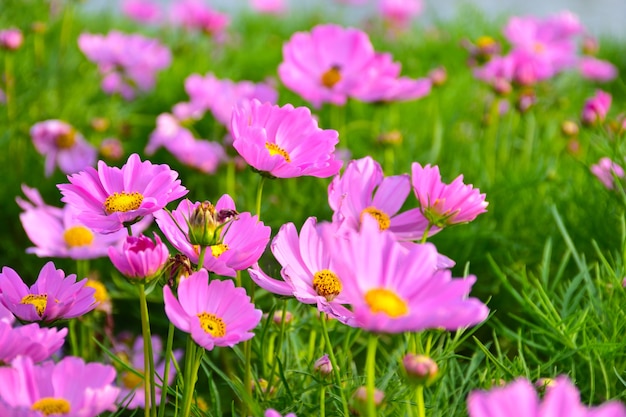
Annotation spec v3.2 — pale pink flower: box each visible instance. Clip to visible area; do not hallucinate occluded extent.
[0,28,23,50]
[578,57,618,82]
[250,0,287,14]
[0,321,67,363]
[108,233,170,282]
[581,90,612,126]
[100,138,124,160]
[265,409,297,417]
[170,0,230,37]
[378,0,423,30]
[590,157,624,190]
[122,0,162,24]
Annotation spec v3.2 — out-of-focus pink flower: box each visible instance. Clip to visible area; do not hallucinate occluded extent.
[411,163,488,228]
[0,356,120,416]
[108,233,170,282]
[99,138,124,160]
[0,261,97,323]
[0,321,66,363]
[163,269,262,350]
[581,89,612,126]
[230,99,343,178]
[578,56,618,82]
[467,375,626,417]
[58,153,188,234]
[250,0,287,14]
[278,24,377,108]
[170,0,230,37]
[590,157,624,190]
[378,0,423,30]
[30,119,97,177]
[265,409,297,417]
[0,28,23,50]
[122,0,162,24]
[314,354,333,376]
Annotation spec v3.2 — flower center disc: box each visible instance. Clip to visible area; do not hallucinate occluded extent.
[265,143,291,162]
[63,225,95,247]
[321,66,341,88]
[122,370,144,389]
[104,191,144,214]
[21,294,48,317]
[210,243,229,258]
[364,288,408,318]
[313,269,342,301]
[85,280,108,304]
[197,312,226,337]
[31,397,71,415]
[55,131,76,149]
[360,207,391,231]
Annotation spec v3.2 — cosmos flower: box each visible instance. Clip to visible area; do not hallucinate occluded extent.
[58,153,188,234]
[581,90,612,126]
[467,376,626,417]
[378,0,423,31]
[0,28,23,50]
[322,217,489,333]
[108,233,170,282]
[578,56,618,82]
[328,156,431,241]
[411,163,488,228]
[0,261,97,323]
[250,0,287,14]
[154,197,270,277]
[278,24,377,108]
[163,269,262,350]
[0,321,67,363]
[0,355,120,417]
[230,99,342,178]
[30,120,97,178]
[170,0,230,37]
[590,157,624,190]
[265,409,297,417]
[121,0,162,24]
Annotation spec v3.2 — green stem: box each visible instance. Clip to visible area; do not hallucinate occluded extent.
[255,175,266,220]
[415,385,426,417]
[4,53,15,122]
[419,224,433,244]
[138,285,156,417]
[180,337,204,417]
[365,333,378,417]
[68,320,79,357]
[320,313,350,416]
[157,322,176,417]
[264,300,288,400]
[126,225,133,237]
[320,384,326,417]
[196,246,207,272]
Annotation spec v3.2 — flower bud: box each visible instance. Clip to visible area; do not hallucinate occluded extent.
[166,254,193,289]
[377,130,403,146]
[402,353,438,385]
[313,354,333,376]
[561,120,579,137]
[188,201,237,247]
[428,66,447,87]
[350,386,384,415]
[108,233,169,283]
[0,29,23,51]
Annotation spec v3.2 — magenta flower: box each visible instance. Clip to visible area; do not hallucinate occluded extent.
[328,156,431,241]
[0,321,67,363]
[108,233,170,282]
[154,197,270,277]
[467,376,626,417]
[265,409,297,417]
[163,269,262,350]
[0,356,119,416]
[30,120,97,178]
[0,28,23,50]
[591,157,624,190]
[250,0,287,14]
[58,153,188,234]
[411,163,488,228]
[17,185,151,260]
[0,261,97,323]
[249,217,354,323]
[578,57,618,82]
[581,90,612,126]
[170,0,230,37]
[378,0,423,30]
[323,217,489,333]
[122,0,162,24]
[230,99,342,178]
[278,24,377,107]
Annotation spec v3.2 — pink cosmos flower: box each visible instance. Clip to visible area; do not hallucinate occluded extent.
[0,28,23,50]
[163,269,262,350]
[58,153,188,234]
[328,156,431,241]
[114,333,183,410]
[581,90,612,126]
[411,163,488,228]
[278,24,377,108]
[17,185,151,259]
[230,99,342,178]
[323,217,489,333]
[122,0,162,24]
[265,409,297,417]
[250,0,287,14]
[578,57,618,82]
[0,261,97,323]
[249,217,354,323]
[154,197,270,277]
[100,138,125,160]
[378,0,423,30]
[467,376,626,417]
[170,0,230,37]
[108,233,170,282]
[30,120,97,178]
[0,356,119,416]
[591,157,624,190]
[0,321,67,363]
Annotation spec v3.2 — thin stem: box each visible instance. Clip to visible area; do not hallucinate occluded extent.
[415,385,426,417]
[320,384,326,417]
[365,333,379,417]
[4,54,15,122]
[126,225,133,237]
[420,224,433,244]
[157,322,176,417]
[320,313,350,416]
[255,175,266,220]
[138,285,156,417]
[180,336,203,417]
[264,300,288,400]
[196,246,207,272]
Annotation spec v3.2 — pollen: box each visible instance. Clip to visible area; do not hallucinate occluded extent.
[476,36,496,49]
[198,312,226,337]
[364,288,408,318]
[31,397,71,415]
[313,269,342,301]
[21,294,48,317]
[104,191,144,214]
[122,370,144,389]
[533,42,546,53]
[360,207,391,231]
[210,243,229,258]
[265,142,291,162]
[55,131,76,149]
[63,225,94,248]
[321,65,341,88]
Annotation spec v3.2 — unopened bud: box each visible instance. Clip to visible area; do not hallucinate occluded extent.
[402,354,438,385]
[351,386,384,415]
[377,130,403,146]
[313,354,333,376]
[428,66,447,87]
[561,120,579,137]
[167,254,193,289]
[188,201,237,247]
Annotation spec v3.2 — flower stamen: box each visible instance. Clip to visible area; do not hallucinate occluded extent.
[31,397,71,415]
[321,65,341,88]
[197,312,226,337]
[21,294,48,317]
[210,243,229,258]
[364,288,408,318]
[63,226,94,247]
[265,143,291,162]
[360,207,391,231]
[313,269,342,301]
[104,192,144,214]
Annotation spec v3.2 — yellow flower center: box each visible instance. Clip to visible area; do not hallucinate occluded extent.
[122,370,144,389]
[85,280,108,304]
[63,225,95,248]
[55,131,76,149]
[265,143,291,162]
[21,294,48,317]
[312,269,342,301]
[197,312,226,337]
[104,191,144,214]
[31,397,71,415]
[210,243,229,258]
[360,207,391,231]
[364,288,408,318]
[321,65,341,88]
[533,42,545,53]
[476,36,496,49]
